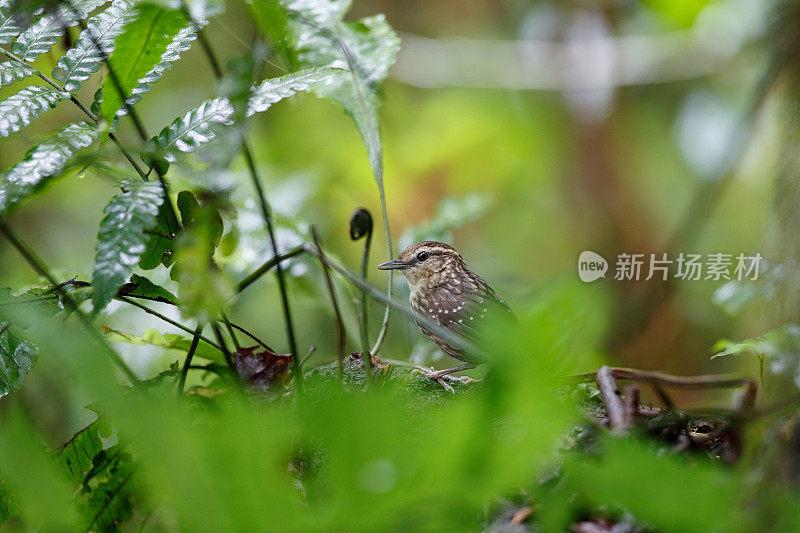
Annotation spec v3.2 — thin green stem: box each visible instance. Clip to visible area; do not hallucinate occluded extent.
[185,23,304,392]
[0,221,138,383]
[311,226,349,374]
[358,225,372,357]
[115,296,224,352]
[236,245,304,293]
[178,319,205,395]
[211,321,236,372]
[219,311,240,350]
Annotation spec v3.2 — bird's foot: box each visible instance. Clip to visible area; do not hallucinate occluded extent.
[412,366,479,393]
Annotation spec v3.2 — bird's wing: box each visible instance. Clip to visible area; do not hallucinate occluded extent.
[416,274,513,345]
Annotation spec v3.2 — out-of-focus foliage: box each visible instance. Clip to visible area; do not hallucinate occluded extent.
[2,0,800,530]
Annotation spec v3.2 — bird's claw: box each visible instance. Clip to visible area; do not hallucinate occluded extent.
[412,366,478,393]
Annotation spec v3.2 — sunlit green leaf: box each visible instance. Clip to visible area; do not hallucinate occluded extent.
[103,326,221,361]
[11,0,107,62]
[0,59,33,87]
[149,67,337,163]
[53,0,137,92]
[0,0,27,44]
[0,326,37,398]
[98,3,194,125]
[0,121,99,214]
[0,85,68,138]
[92,179,164,313]
[284,0,400,182]
[55,421,104,481]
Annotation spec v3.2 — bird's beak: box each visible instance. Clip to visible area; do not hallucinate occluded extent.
[377,259,409,270]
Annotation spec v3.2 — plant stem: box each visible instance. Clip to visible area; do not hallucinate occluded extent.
[311,226,349,375]
[186,26,303,393]
[219,311,240,349]
[236,245,304,293]
[0,221,138,383]
[211,321,236,372]
[115,296,223,352]
[178,319,205,395]
[358,221,372,358]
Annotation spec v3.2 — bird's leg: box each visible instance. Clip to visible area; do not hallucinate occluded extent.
[412,363,478,392]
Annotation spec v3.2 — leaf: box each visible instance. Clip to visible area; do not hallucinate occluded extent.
[0,121,99,214]
[233,345,292,392]
[0,85,69,138]
[117,273,178,304]
[0,479,19,524]
[97,3,197,126]
[91,179,164,313]
[79,446,137,532]
[11,0,108,62]
[138,197,179,270]
[149,67,336,163]
[173,203,234,316]
[103,326,221,361]
[53,0,137,92]
[284,0,400,183]
[55,421,104,481]
[0,326,38,398]
[0,0,26,44]
[0,59,33,87]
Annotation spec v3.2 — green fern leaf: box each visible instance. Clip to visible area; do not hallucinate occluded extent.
[97,3,201,126]
[0,325,37,398]
[0,0,29,45]
[150,67,336,163]
[0,85,69,138]
[92,179,164,313]
[0,59,33,87]
[11,0,108,62]
[283,0,400,184]
[0,121,99,214]
[53,0,136,92]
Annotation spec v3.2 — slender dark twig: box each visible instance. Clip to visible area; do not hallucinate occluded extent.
[0,222,137,383]
[228,323,274,352]
[178,319,205,395]
[311,226,348,374]
[300,345,317,367]
[115,296,223,352]
[236,245,304,293]
[211,322,236,372]
[596,366,628,432]
[219,311,240,350]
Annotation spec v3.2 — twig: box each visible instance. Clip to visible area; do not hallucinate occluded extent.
[623,384,640,425]
[211,321,236,372]
[227,323,273,352]
[311,226,348,373]
[236,245,304,293]
[595,366,628,432]
[219,311,240,350]
[115,296,223,352]
[300,345,317,367]
[178,319,205,395]
[0,221,138,383]
[569,367,756,391]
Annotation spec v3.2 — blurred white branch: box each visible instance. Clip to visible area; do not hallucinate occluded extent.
[391,30,731,92]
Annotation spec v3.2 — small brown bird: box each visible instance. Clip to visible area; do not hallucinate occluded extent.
[378,241,513,391]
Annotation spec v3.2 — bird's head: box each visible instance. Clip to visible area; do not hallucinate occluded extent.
[377,241,466,291]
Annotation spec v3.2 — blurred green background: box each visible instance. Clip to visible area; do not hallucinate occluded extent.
[0,0,779,390]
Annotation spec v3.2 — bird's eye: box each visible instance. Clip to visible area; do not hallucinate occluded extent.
[416,251,428,262]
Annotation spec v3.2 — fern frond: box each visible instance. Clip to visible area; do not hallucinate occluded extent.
[112,19,206,121]
[92,179,164,313]
[0,122,99,214]
[150,68,336,163]
[0,85,69,138]
[53,0,136,92]
[0,59,33,87]
[0,0,26,44]
[11,0,108,62]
